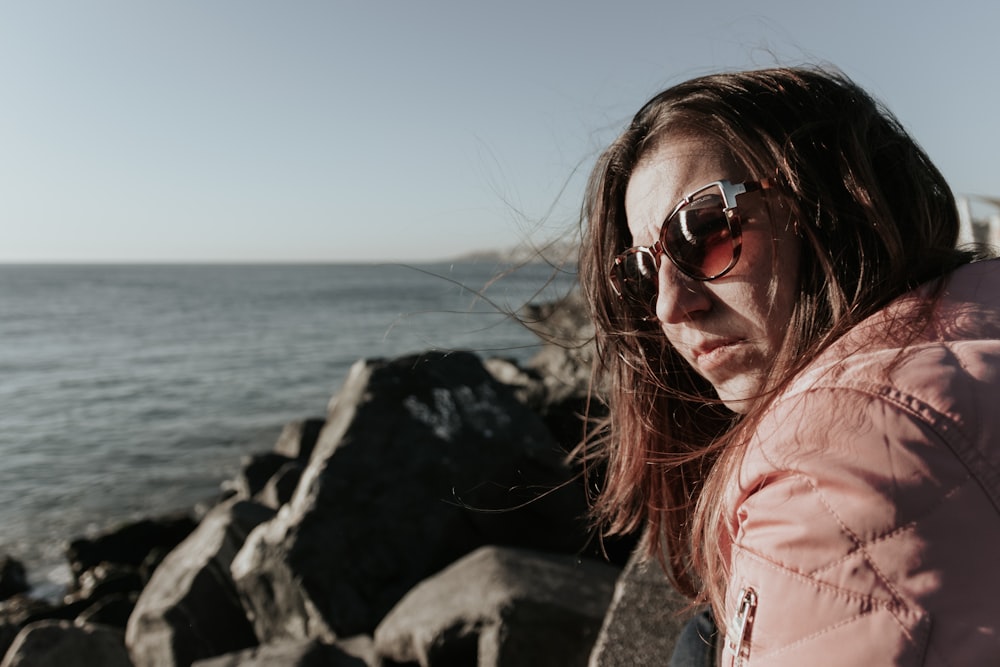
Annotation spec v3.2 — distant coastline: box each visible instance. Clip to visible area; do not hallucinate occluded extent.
[450,239,578,266]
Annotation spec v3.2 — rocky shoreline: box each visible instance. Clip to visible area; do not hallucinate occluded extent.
[0,293,692,666]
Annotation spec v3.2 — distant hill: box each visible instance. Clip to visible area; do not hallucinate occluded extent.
[451,240,578,266]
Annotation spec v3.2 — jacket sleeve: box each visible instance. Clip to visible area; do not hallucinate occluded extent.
[721,386,972,666]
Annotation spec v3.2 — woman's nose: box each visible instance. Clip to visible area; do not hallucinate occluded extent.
[655,260,711,324]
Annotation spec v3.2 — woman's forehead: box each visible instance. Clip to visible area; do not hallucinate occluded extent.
[625,139,739,225]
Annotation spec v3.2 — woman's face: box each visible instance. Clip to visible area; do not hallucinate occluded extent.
[624,136,800,412]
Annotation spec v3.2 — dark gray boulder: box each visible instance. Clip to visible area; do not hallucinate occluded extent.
[491,290,608,460]
[190,638,371,667]
[0,620,132,667]
[65,562,144,607]
[256,461,304,509]
[65,512,197,586]
[0,596,53,660]
[231,351,590,643]
[75,592,138,630]
[0,558,28,602]
[521,289,595,405]
[225,452,294,501]
[224,418,321,509]
[12,561,143,630]
[272,418,326,461]
[587,539,694,666]
[125,499,275,667]
[374,545,620,667]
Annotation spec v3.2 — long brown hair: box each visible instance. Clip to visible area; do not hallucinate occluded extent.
[579,66,973,611]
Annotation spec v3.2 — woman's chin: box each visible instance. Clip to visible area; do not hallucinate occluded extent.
[712,375,765,414]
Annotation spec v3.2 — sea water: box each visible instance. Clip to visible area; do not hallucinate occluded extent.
[0,261,575,595]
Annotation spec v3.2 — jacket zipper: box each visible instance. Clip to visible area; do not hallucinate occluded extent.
[724,587,757,666]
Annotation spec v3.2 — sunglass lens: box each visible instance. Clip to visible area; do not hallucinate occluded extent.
[613,249,659,311]
[663,195,736,279]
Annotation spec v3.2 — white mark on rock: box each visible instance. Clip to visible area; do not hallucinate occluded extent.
[402,382,512,440]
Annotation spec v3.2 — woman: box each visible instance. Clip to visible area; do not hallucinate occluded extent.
[579,66,1000,665]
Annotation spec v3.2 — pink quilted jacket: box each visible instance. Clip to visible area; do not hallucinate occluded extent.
[721,259,1000,666]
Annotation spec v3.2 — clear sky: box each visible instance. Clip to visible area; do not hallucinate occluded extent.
[1,1,997,263]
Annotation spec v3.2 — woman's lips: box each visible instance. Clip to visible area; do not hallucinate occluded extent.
[692,339,745,374]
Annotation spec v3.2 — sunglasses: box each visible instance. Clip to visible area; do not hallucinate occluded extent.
[609,179,770,313]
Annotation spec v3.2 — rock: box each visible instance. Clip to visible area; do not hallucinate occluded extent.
[521,289,595,401]
[125,499,275,667]
[0,620,132,667]
[483,356,635,567]
[273,418,326,461]
[0,626,15,667]
[226,452,294,500]
[225,419,322,509]
[20,598,91,625]
[231,351,590,643]
[0,558,28,602]
[0,597,50,623]
[76,592,138,630]
[489,291,605,456]
[65,562,144,605]
[256,461,304,509]
[587,539,694,666]
[66,512,198,586]
[56,535,181,629]
[482,357,548,408]
[333,635,378,666]
[374,545,620,667]
[138,548,171,585]
[190,638,370,667]
[0,595,51,667]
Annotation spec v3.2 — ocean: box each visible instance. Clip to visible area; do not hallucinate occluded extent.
[0,261,575,597]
